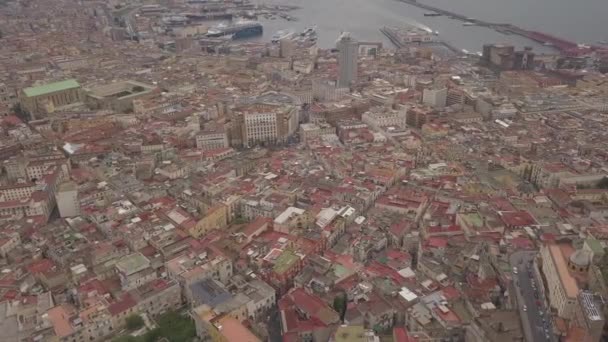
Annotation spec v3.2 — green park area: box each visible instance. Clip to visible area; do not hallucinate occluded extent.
[113,311,196,342]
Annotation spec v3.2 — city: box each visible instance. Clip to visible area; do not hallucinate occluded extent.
[0,0,608,342]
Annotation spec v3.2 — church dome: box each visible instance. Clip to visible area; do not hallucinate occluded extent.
[568,249,592,271]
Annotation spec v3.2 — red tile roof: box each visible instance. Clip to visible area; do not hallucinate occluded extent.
[27,259,55,274]
[427,237,448,248]
[393,327,417,342]
[500,211,536,228]
[108,293,137,315]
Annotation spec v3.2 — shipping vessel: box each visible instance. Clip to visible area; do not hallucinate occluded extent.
[271,29,295,43]
[301,25,317,37]
[424,12,442,17]
[206,21,263,39]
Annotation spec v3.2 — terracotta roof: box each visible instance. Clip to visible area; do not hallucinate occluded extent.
[107,293,137,315]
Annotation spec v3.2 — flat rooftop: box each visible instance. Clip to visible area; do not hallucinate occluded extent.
[23,79,80,97]
[273,250,300,274]
[115,253,150,276]
[87,80,155,99]
[548,244,579,299]
[190,279,232,307]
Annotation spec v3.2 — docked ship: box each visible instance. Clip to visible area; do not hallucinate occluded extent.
[271,30,295,43]
[300,25,317,37]
[206,21,263,39]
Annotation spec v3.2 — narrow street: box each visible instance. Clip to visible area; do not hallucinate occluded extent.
[510,251,555,342]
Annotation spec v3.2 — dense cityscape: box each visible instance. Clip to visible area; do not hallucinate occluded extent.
[1,0,608,342]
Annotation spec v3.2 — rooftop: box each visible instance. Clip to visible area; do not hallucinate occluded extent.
[214,316,261,342]
[47,305,74,338]
[23,79,80,98]
[115,253,150,276]
[334,325,367,342]
[548,244,579,299]
[273,250,300,274]
[190,279,232,307]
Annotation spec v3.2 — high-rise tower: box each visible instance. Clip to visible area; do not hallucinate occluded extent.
[336,32,358,88]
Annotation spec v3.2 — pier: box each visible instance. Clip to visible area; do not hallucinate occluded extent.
[395,0,598,55]
[380,27,463,56]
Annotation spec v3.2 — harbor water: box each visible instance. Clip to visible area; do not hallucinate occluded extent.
[251,0,607,53]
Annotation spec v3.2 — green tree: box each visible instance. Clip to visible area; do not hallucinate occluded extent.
[125,314,144,330]
[332,292,347,323]
[112,336,139,342]
[12,103,30,123]
[233,215,248,224]
[598,177,608,189]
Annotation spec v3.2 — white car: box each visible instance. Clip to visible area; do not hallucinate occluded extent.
[523,305,528,312]
[513,267,518,274]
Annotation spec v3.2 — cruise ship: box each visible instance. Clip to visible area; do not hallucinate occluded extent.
[271,30,295,43]
[206,21,263,39]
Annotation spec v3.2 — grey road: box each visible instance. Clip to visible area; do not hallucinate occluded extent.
[266,306,282,342]
[510,251,555,342]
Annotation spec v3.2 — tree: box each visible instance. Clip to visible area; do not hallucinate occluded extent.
[332,292,347,323]
[598,177,608,189]
[12,103,30,123]
[112,336,139,342]
[125,314,144,331]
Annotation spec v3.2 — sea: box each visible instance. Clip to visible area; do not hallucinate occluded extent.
[250,0,608,53]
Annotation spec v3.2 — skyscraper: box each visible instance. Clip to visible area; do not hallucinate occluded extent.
[336,32,358,88]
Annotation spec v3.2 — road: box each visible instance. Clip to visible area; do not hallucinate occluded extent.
[510,251,555,342]
[266,306,282,342]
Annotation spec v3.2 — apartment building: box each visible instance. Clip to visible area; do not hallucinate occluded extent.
[540,243,579,319]
[232,103,299,147]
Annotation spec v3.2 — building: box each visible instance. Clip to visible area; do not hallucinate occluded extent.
[540,243,579,319]
[115,253,156,291]
[422,88,448,108]
[232,104,299,148]
[85,80,157,112]
[55,181,80,218]
[332,325,379,342]
[46,305,88,342]
[0,232,20,258]
[189,204,229,238]
[465,310,524,342]
[192,306,261,342]
[166,252,233,302]
[482,44,535,70]
[280,38,295,58]
[362,109,408,129]
[196,129,230,150]
[278,288,340,341]
[406,107,431,129]
[312,79,348,101]
[337,32,358,87]
[273,206,311,233]
[482,44,515,69]
[130,279,182,318]
[264,249,304,294]
[572,291,605,342]
[20,79,82,118]
[299,122,336,143]
[514,47,535,70]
